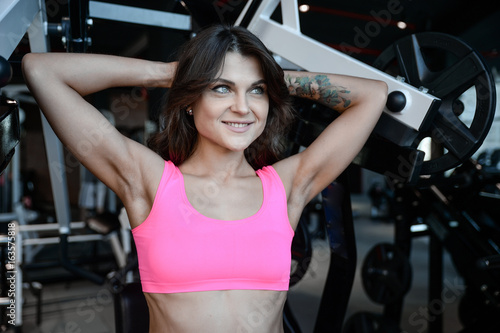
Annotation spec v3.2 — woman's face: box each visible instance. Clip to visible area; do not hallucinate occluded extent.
[191,52,269,154]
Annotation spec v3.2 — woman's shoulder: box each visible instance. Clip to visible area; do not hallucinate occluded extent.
[122,152,169,228]
[272,154,300,178]
[269,156,301,195]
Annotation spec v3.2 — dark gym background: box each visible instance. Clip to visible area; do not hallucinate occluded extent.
[3,1,500,332]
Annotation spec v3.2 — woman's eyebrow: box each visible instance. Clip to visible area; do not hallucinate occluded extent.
[215,78,267,86]
[252,79,267,86]
[214,78,234,85]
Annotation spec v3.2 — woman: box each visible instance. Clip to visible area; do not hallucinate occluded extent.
[22,25,387,332]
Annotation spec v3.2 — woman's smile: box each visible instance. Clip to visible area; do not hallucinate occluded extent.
[222,121,254,132]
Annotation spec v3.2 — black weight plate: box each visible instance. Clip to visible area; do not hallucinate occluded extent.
[373,32,496,175]
[361,243,412,305]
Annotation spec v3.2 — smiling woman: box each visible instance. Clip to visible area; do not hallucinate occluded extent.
[22,24,387,332]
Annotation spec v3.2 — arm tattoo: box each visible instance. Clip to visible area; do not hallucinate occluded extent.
[285,74,351,109]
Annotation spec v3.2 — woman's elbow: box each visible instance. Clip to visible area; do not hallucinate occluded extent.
[22,53,36,73]
[375,79,388,99]
[372,80,388,111]
[22,53,38,82]
[22,53,46,84]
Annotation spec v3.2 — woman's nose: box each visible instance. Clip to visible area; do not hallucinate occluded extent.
[230,93,250,114]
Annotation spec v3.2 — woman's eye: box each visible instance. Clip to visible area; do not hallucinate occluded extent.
[213,85,230,94]
[251,86,265,94]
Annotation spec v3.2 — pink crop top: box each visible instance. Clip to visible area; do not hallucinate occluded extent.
[132,161,294,293]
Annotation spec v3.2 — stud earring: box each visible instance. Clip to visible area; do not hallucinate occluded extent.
[187,109,193,116]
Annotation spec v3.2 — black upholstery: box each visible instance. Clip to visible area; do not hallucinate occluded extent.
[114,282,149,333]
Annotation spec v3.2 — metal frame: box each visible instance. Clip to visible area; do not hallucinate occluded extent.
[236,0,440,131]
[0,0,42,59]
[88,1,191,30]
[0,1,53,327]
[0,0,73,240]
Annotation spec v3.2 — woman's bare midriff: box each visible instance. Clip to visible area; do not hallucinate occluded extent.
[144,289,287,333]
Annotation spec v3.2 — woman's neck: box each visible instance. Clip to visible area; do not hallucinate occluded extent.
[180,147,254,179]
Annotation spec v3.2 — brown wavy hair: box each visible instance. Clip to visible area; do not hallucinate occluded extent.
[148,25,295,169]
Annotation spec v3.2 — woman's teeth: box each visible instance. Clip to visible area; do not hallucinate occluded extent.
[226,122,249,128]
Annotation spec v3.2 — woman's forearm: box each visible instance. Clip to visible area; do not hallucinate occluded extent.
[284,70,386,113]
[22,53,175,96]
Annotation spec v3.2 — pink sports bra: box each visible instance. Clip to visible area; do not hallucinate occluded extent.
[132,161,294,293]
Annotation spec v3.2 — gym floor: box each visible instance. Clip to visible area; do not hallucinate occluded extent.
[14,194,463,333]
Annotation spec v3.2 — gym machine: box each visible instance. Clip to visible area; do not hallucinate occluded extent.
[344,158,500,333]
[1,0,498,332]
[335,25,497,333]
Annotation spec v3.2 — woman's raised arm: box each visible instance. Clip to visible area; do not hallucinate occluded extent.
[277,71,387,207]
[23,53,175,94]
[22,53,175,206]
